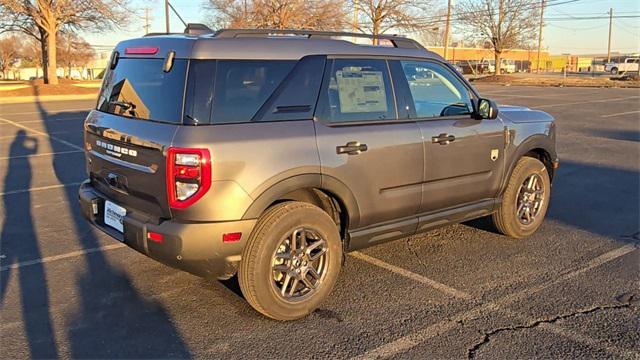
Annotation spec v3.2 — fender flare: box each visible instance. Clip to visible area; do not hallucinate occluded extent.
[242,173,360,228]
[500,134,557,194]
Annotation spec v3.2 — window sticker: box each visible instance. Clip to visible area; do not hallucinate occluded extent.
[336,68,388,113]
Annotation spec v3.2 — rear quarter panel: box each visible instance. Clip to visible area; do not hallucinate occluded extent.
[170,120,320,221]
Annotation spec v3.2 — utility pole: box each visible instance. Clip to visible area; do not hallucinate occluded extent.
[536,0,545,73]
[607,8,613,63]
[352,0,359,43]
[165,0,170,33]
[443,0,452,61]
[144,7,151,34]
[353,0,359,32]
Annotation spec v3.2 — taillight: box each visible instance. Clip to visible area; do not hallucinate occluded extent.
[166,147,211,209]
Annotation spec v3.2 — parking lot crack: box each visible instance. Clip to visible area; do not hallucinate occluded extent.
[467,296,638,359]
[406,237,431,274]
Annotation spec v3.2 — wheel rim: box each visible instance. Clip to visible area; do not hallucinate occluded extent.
[271,227,329,302]
[516,173,545,226]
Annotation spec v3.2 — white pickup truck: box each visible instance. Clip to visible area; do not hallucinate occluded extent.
[604,57,639,74]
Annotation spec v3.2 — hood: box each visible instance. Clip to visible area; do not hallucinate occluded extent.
[498,104,554,124]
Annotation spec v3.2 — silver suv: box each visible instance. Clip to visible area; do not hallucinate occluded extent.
[79,26,558,320]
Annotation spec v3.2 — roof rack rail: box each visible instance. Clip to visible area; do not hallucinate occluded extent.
[213,28,424,50]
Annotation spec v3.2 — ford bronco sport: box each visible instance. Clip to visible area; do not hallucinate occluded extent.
[79,26,558,320]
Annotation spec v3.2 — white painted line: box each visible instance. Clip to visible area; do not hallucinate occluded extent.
[0,130,74,140]
[601,110,640,118]
[351,252,472,300]
[351,244,637,360]
[0,182,84,196]
[0,149,83,161]
[535,96,640,109]
[0,116,83,151]
[9,117,86,124]
[0,243,126,272]
[0,108,91,116]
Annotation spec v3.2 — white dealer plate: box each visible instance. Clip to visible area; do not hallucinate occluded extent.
[104,201,126,234]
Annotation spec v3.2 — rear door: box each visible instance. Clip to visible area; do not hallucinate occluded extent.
[85,56,189,219]
[314,58,423,230]
[390,59,505,214]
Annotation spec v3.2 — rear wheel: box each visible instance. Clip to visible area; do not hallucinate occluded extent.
[493,157,551,238]
[611,67,619,75]
[239,202,342,320]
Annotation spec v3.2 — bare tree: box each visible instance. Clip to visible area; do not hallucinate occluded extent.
[0,0,128,84]
[352,0,436,44]
[58,32,95,78]
[207,0,347,30]
[0,35,22,78]
[455,0,538,74]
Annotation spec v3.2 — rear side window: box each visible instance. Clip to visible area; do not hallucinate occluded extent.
[97,58,188,123]
[184,60,295,124]
[316,59,396,123]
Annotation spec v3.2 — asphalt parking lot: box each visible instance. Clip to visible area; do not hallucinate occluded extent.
[1,85,638,359]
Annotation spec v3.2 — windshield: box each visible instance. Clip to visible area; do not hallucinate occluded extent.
[97,58,188,123]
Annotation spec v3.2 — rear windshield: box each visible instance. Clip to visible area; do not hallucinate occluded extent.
[184,60,296,124]
[97,58,188,123]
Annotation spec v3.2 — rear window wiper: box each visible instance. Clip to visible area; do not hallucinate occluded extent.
[109,100,136,111]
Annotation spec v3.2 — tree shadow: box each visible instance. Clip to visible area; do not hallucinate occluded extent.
[33,88,191,358]
[464,160,640,243]
[1,130,59,358]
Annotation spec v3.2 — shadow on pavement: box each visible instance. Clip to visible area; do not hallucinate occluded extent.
[31,88,191,358]
[1,130,59,358]
[465,159,639,244]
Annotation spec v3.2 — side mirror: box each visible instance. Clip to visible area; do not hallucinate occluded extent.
[476,98,499,119]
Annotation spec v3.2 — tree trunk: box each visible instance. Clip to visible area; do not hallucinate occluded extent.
[42,28,59,85]
[494,51,502,75]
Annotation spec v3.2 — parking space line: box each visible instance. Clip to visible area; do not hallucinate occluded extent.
[0,116,83,151]
[0,130,74,140]
[351,244,637,360]
[351,252,472,300]
[535,96,640,109]
[10,117,86,124]
[0,243,126,272]
[0,108,91,116]
[0,149,83,161]
[601,110,640,118]
[0,182,84,196]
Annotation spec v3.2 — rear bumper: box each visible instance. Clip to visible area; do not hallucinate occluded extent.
[78,181,256,279]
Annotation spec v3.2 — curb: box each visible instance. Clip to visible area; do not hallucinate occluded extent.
[0,93,98,105]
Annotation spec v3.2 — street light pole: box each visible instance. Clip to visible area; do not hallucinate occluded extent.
[536,0,545,73]
[607,8,613,63]
[165,0,170,33]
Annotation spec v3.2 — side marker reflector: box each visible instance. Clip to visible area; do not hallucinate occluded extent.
[223,232,242,243]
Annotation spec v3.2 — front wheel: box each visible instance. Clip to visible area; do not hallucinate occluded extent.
[493,157,551,238]
[239,202,342,320]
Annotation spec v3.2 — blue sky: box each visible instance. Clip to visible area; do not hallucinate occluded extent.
[82,0,640,56]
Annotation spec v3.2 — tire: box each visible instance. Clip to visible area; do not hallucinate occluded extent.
[611,67,618,75]
[493,157,551,238]
[238,201,343,320]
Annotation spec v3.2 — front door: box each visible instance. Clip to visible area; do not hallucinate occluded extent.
[391,60,505,213]
[314,58,423,229]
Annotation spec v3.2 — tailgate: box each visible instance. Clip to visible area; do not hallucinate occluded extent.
[84,110,178,219]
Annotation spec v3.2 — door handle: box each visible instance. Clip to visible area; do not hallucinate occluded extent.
[432,133,456,145]
[336,141,368,155]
